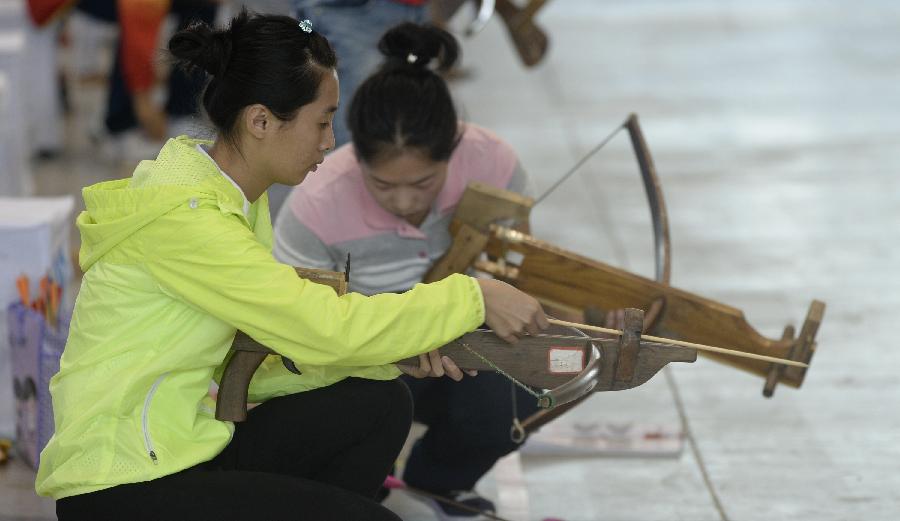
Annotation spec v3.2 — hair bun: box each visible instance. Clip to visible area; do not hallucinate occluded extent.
[378,23,459,72]
[169,21,234,77]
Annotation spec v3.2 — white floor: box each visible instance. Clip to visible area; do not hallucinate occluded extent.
[2,1,899,520]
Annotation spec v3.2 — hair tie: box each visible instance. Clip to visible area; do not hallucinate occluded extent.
[298,19,313,33]
[406,53,418,64]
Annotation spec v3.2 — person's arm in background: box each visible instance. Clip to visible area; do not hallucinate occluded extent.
[117,0,170,140]
[25,0,76,26]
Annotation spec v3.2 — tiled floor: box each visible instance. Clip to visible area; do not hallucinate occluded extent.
[2,1,899,520]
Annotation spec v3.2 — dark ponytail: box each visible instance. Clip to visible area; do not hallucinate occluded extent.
[348,23,461,165]
[169,9,337,142]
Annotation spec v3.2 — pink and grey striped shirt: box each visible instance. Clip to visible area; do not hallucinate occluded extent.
[273,123,529,295]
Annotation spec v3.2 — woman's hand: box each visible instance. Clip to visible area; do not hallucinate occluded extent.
[397,350,477,381]
[397,278,546,379]
[604,308,626,330]
[477,278,549,343]
[133,92,168,141]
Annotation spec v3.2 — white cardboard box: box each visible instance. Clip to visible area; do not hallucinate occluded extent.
[0,196,75,437]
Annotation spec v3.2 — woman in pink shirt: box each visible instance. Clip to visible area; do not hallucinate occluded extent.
[275,23,539,520]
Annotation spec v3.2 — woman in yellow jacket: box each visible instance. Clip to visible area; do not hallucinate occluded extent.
[36,11,547,520]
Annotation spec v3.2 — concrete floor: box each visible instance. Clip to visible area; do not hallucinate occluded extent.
[2,0,899,520]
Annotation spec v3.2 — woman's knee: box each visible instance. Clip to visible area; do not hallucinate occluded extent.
[363,378,413,432]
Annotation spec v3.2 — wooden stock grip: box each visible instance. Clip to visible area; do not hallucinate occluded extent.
[216,350,267,422]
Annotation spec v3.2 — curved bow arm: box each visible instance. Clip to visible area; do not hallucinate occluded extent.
[541,343,600,409]
[625,114,671,286]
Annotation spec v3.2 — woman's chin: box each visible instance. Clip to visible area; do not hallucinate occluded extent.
[300,164,319,181]
[294,171,311,185]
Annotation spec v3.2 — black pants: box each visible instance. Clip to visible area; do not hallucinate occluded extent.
[57,378,412,521]
[401,372,541,493]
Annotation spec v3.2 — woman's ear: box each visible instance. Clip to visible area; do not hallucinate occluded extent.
[243,104,270,140]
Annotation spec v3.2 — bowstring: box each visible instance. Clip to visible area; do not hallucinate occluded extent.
[533,118,628,205]
[466,118,629,438]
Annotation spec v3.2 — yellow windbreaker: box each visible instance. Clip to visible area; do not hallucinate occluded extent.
[35,136,484,499]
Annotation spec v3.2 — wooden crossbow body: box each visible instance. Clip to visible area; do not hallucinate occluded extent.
[217,114,825,440]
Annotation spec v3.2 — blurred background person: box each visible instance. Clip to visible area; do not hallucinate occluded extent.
[72,0,219,160]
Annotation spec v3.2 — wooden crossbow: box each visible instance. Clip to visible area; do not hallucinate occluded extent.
[419,113,825,431]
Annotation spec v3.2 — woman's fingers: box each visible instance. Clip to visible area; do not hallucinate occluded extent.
[441,356,464,381]
[535,309,550,330]
[427,350,444,377]
[478,278,549,343]
[494,326,520,344]
[397,363,427,379]
[604,309,615,328]
[525,316,542,336]
[400,353,477,380]
[603,309,626,329]
[418,353,432,375]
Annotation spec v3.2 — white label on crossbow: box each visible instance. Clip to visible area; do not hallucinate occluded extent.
[548,348,584,374]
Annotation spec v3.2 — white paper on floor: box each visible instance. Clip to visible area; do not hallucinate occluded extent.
[520,422,684,458]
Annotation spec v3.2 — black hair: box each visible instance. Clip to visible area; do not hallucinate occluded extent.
[168,9,337,143]
[348,23,461,165]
